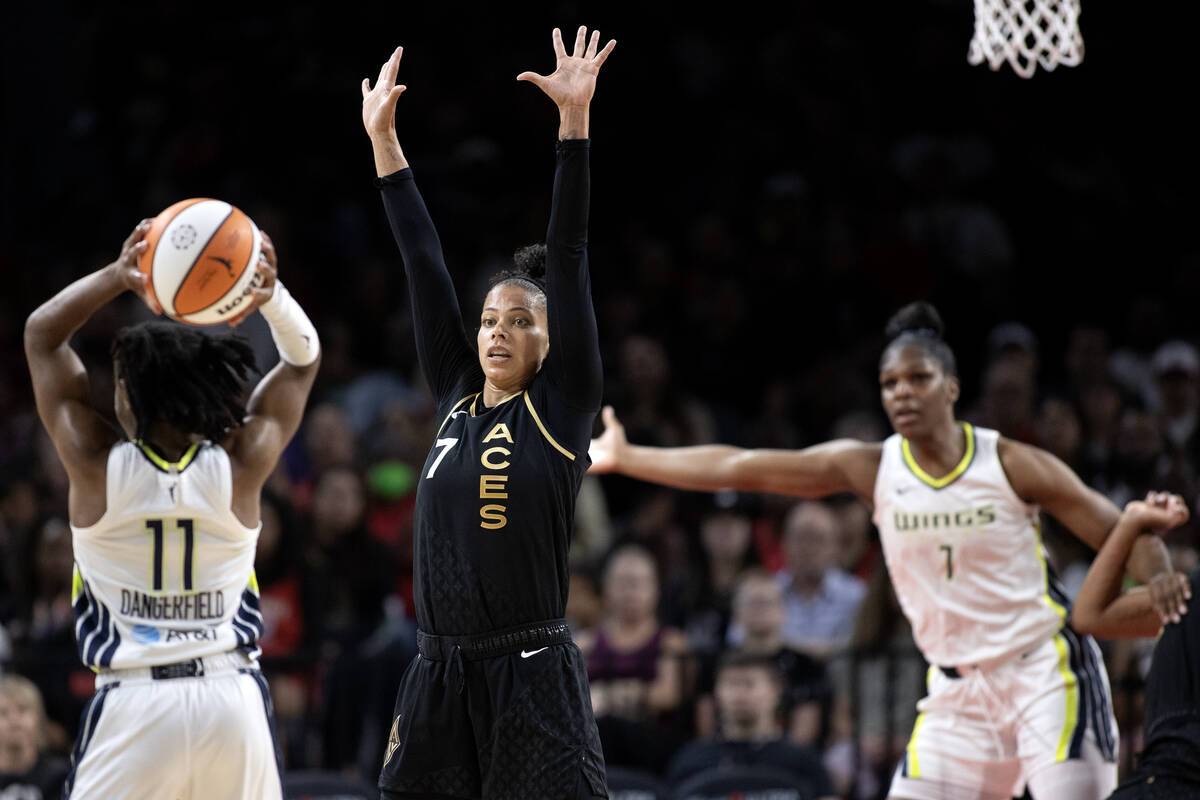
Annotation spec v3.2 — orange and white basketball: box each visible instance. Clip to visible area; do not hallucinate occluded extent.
[139,198,264,325]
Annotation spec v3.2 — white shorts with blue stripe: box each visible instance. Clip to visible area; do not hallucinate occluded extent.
[64,651,282,800]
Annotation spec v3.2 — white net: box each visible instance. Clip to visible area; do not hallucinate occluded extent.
[968,0,1084,78]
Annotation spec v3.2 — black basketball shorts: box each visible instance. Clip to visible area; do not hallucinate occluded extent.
[378,621,607,799]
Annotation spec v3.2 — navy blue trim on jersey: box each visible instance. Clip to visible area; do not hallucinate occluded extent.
[241,667,285,793]
[1045,560,1073,614]
[231,586,264,649]
[74,580,121,668]
[1060,627,1090,760]
[73,582,99,663]
[1046,558,1116,762]
[1062,624,1118,761]
[63,682,117,798]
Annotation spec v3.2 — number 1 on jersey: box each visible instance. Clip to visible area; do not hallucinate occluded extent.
[939,544,953,580]
[147,518,195,592]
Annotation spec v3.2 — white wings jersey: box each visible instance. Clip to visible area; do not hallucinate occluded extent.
[872,423,1068,668]
[69,440,264,670]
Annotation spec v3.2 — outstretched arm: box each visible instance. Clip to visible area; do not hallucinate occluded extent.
[24,221,160,486]
[589,407,881,502]
[362,46,476,403]
[1000,438,1187,626]
[517,26,616,418]
[1071,494,1191,639]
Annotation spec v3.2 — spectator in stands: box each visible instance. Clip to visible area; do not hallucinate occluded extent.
[1036,395,1083,471]
[1103,404,1196,510]
[666,650,835,799]
[299,467,396,771]
[967,356,1037,443]
[1076,377,1126,489]
[578,544,690,722]
[776,501,865,658]
[698,570,830,747]
[1152,340,1200,463]
[824,561,924,798]
[0,674,69,799]
[577,543,690,773]
[673,492,759,658]
[6,517,78,751]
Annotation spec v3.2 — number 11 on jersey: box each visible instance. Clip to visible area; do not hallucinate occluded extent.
[147,518,195,592]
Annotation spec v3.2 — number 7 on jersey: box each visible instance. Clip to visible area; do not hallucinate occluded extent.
[427,437,459,479]
[939,543,953,580]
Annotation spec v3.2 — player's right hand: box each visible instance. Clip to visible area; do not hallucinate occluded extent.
[111,219,162,315]
[588,406,627,473]
[362,46,407,138]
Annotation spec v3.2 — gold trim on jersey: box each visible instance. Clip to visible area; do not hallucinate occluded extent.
[135,439,201,474]
[523,391,575,461]
[469,390,522,416]
[435,395,477,437]
[901,422,975,489]
[1052,633,1080,761]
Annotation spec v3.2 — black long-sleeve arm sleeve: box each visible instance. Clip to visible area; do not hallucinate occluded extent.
[541,140,602,415]
[375,170,478,405]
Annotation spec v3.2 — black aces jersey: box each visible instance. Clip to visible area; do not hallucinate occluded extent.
[1137,568,1200,778]
[378,140,602,637]
[413,382,586,634]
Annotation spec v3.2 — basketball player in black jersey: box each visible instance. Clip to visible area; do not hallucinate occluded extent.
[1070,493,1198,799]
[361,27,615,799]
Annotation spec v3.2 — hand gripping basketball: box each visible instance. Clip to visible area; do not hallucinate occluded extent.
[112,220,162,315]
[226,232,277,327]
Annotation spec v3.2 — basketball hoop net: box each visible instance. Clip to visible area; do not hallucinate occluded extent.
[968,0,1084,78]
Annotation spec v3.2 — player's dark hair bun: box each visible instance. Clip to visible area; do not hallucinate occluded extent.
[885,301,945,343]
[489,243,547,293]
[512,244,547,281]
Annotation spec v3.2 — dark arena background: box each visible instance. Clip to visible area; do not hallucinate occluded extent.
[2,3,1198,799]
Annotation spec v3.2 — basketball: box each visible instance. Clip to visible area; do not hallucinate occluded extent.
[139,198,264,325]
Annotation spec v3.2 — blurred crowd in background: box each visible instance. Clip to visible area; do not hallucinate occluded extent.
[3,3,1200,799]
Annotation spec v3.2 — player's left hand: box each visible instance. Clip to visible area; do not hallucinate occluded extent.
[228,231,277,327]
[517,26,616,109]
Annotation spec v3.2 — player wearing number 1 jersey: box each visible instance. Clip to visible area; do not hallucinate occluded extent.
[24,224,319,799]
[362,27,614,800]
[590,301,1189,800]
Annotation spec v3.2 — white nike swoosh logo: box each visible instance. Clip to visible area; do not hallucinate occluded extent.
[520,647,549,659]
[451,411,468,418]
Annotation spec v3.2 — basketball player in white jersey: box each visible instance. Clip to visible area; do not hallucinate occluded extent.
[23,220,320,799]
[590,301,1189,800]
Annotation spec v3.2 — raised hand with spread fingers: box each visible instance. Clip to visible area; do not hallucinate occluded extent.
[517,26,616,140]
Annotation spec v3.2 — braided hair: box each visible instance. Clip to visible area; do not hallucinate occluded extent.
[488,244,547,306]
[880,301,958,377]
[112,321,258,442]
